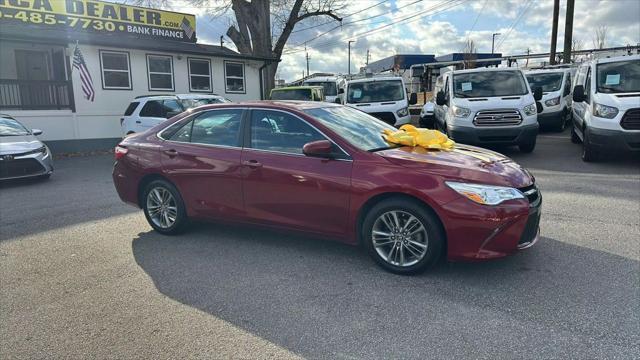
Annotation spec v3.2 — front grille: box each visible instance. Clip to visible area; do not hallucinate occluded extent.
[370,112,397,126]
[0,158,46,179]
[474,109,522,126]
[620,108,640,130]
[518,184,541,207]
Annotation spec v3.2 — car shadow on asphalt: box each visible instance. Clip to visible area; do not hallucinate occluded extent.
[131,221,639,359]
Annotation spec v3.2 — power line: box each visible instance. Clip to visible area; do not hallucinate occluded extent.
[291,0,389,34]
[496,1,533,50]
[459,0,487,52]
[292,0,426,46]
[284,0,466,55]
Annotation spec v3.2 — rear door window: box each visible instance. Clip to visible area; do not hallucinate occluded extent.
[139,100,163,117]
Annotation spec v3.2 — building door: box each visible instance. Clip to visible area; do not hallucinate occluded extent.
[15,50,51,108]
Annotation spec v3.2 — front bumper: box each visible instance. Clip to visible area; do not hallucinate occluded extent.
[0,150,53,180]
[537,109,565,127]
[587,127,640,153]
[441,184,542,261]
[447,123,539,146]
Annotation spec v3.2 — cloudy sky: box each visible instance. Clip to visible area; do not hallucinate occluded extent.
[167,0,640,82]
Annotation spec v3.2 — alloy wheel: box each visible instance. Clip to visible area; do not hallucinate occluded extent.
[146,187,178,229]
[371,210,429,267]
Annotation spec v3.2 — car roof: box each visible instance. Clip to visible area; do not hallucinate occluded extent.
[133,95,178,101]
[195,100,337,112]
[347,76,403,84]
[175,93,224,99]
[272,86,323,91]
[525,69,569,75]
[594,54,640,64]
[304,77,339,82]
[450,67,523,75]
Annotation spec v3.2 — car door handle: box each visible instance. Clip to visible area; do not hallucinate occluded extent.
[135,120,142,124]
[242,160,262,168]
[163,149,178,157]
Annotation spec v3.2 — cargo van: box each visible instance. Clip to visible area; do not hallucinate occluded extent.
[434,68,542,152]
[571,54,640,161]
[525,68,573,131]
[303,76,345,103]
[344,76,417,126]
[269,86,325,101]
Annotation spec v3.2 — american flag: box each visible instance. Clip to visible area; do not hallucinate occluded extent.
[73,44,95,102]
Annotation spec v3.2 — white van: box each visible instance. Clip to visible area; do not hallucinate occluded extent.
[434,68,542,153]
[571,54,640,161]
[303,76,346,103]
[525,68,573,131]
[344,76,417,126]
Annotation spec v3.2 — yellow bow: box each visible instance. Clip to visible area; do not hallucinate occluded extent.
[382,124,455,150]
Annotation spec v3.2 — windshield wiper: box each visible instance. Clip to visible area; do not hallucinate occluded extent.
[368,145,399,152]
[598,85,628,93]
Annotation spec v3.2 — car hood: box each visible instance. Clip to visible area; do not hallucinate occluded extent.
[0,135,43,155]
[378,144,534,188]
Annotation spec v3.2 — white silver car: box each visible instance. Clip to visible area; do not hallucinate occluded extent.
[0,114,53,180]
[121,94,232,135]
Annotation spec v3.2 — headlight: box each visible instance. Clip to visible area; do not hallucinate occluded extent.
[23,146,47,156]
[445,181,524,205]
[523,103,537,116]
[593,102,619,119]
[544,96,560,107]
[452,106,470,118]
[397,107,409,117]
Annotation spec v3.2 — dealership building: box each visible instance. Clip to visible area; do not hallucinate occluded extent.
[0,0,272,152]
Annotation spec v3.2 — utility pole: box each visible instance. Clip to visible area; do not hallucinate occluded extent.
[549,0,559,64]
[220,35,224,48]
[365,49,371,66]
[348,40,355,75]
[305,45,310,78]
[491,33,500,54]
[525,48,531,67]
[563,0,575,64]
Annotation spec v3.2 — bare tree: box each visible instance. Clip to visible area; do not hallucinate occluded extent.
[462,39,477,69]
[593,25,607,49]
[572,37,584,62]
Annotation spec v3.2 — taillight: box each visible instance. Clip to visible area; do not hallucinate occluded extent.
[114,145,128,160]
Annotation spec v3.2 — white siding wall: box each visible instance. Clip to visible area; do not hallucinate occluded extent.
[4,42,263,142]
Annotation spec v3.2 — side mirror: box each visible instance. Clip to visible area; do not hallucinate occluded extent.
[32,129,43,136]
[533,87,543,101]
[435,91,446,106]
[334,97,342,104]
[302,140,333,158]
[409,93,418,105]
[536,102,544,114]
[573,85,585,102]
[165,110,181,119]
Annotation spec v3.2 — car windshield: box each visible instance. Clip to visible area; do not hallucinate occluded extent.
[271,89,313,101]
[596,59,640,93]
[0,117,30,136]
[526,72,564,92]
[453,71,528,98]
[347,80,405,104]
[303,106,398,151]
[304,81,337,96]
[180,98,229,109]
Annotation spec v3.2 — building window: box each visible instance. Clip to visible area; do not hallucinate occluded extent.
[188,58,212,92]
[224,61,245,93]
[146,54,174,91]
[99,51,131,90]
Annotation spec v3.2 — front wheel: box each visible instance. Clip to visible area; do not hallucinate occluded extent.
[143,179,188,234]
[362,198,444,275]
[581,130,599,162]
[519,138,536,153]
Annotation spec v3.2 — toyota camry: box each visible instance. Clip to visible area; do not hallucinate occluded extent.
[112,102,541,274]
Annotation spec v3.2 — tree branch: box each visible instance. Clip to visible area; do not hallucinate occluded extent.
[297,10,342,23]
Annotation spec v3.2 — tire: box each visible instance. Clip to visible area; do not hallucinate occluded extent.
[362,198,444,275]
[571,124,581,144]
[519,138,536,153]
[555,110,568,132]
[581,129,599,162]
[142,179,188,235]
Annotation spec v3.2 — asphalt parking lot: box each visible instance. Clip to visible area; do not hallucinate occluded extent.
[1,130,639,359]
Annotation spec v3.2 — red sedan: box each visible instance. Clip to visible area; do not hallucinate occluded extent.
[112,102,541,274]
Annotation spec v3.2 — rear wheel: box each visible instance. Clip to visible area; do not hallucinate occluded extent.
[362,198,444,275]
[143,179,188,234]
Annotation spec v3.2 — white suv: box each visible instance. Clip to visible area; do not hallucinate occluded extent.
[571,54,640,161]
[121,94,231,135]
